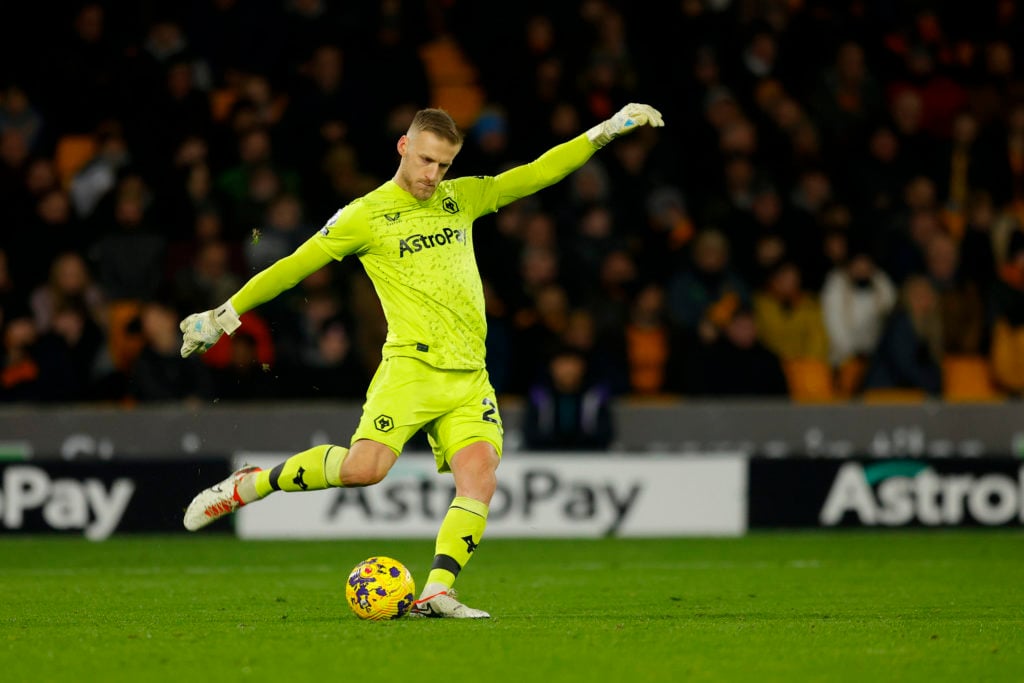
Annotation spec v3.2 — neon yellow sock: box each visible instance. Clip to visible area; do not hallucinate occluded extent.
[252,445,348,498]
[422,496,489,594]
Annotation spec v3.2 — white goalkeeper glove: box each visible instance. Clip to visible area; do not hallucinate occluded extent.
[586,102,665,148]
[179,301,242,358]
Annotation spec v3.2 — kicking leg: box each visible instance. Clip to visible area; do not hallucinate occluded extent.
[184,440,396,531]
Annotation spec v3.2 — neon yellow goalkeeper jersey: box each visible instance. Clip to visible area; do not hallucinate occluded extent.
[312,133,596,370]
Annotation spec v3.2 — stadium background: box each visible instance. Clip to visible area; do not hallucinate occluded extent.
[1,0,1024,538]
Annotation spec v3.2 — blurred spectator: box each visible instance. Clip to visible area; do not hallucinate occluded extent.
[989,231,1024,393]
[129,301,215,403]
[47,302,107,400]
[521,346,614,452]
[279,0,351,80]
[164,206,244,290]
[722,178,790,288]
[564,203,620,288]
[862,275,945,397]
[137,57,214,188]
[40,2,120,134]
[172,239,243,316]
[0,128,34,232]
[0,248,18,320]
[209,330,279,402]
[216,126,300,236]
[619,281,686,396]
[312,141,381,215]
[282,314,367,400]
[89,173,166,302]
[509,243,562,331]
[923,232,987,354]
[821,248,897,371]
[883,202,946,285]
[640,185,694,282]
[684,306,789,398]
[482,279,513,396]
[0,83,45,152]
[848,124,915,231]
[667,228,751,334]
[808,39,885,158]
[886,88,935,181]
[785,168,836,290]
[0,313,77,402]
[510,282,572,395]
[561,304,627,396]
[935,109,1000,234]
[457,104,512,176]
[243,192,310,274]
[958,190,1000,294]
[14,186,89,295]
[22,156,61,216]
[280,44,360,175]
[585,248,639,343]
[885,34,969,140]
[68,120,131,222]
[29,251,106,333]
[753,260,830,364]
[163,152,218,230]
[993,102,1024,209]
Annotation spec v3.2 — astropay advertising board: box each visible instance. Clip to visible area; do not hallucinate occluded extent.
[234,453,746,538]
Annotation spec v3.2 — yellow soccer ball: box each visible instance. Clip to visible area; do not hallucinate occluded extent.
[345,556,416,620]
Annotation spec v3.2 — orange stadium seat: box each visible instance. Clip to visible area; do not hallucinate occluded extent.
[942,354,1004,402]
[106,300,144,373]
[860,387,929,404]
[420,36,484,128]
[54,134,97,188]
[783,358,837,403]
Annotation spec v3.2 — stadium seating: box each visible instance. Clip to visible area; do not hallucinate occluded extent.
[783,358,837,403]
[54,134,97,188]
[419,36,484,128]
[942,354,1004,402]
[859,387,929,404]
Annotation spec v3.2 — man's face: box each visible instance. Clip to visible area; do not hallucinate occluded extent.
[395,130,462,201]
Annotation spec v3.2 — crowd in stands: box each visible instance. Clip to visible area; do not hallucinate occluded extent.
[3,0,1024,423]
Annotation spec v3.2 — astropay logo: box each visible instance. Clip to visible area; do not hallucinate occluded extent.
[0,465,135,540]
[820,461,1024,527]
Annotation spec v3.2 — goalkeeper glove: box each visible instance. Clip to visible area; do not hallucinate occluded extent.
[179,300,242,358]
[586,102,665,148]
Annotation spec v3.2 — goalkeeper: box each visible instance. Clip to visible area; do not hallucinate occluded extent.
[180,103,664,618]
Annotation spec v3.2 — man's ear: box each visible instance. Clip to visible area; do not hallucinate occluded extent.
[397,135,409,156]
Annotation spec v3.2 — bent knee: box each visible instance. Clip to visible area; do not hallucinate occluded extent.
[341,441,396,486]
[342,466,388,487]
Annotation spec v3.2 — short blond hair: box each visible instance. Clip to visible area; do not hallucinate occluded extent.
[409,108,464,145]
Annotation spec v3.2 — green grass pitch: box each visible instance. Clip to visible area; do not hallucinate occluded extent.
[1,531,1022,682]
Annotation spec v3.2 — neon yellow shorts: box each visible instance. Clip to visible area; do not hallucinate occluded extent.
[351,355,504,472]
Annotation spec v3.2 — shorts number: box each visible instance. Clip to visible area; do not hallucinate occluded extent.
[481,397,499,425]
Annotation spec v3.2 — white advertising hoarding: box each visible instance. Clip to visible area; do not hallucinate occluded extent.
[234,452,746,539]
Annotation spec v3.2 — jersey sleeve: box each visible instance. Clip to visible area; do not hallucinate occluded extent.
[455,134,598,218]
[490,133,597,209]
[311,200,375,260]
[230,238,334,314]
[230,202,374,314]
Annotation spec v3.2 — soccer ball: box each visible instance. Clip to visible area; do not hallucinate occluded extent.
[345,556,416,620]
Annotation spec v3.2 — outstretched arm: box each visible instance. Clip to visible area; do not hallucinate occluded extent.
[179,238,334,358]
[491,103,664,209]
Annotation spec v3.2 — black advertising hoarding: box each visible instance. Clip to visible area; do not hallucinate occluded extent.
[750,458,1024,528]
[0,459,231,539]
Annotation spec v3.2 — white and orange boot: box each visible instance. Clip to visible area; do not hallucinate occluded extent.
[183,465,261,531]
[409,589,490,619]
